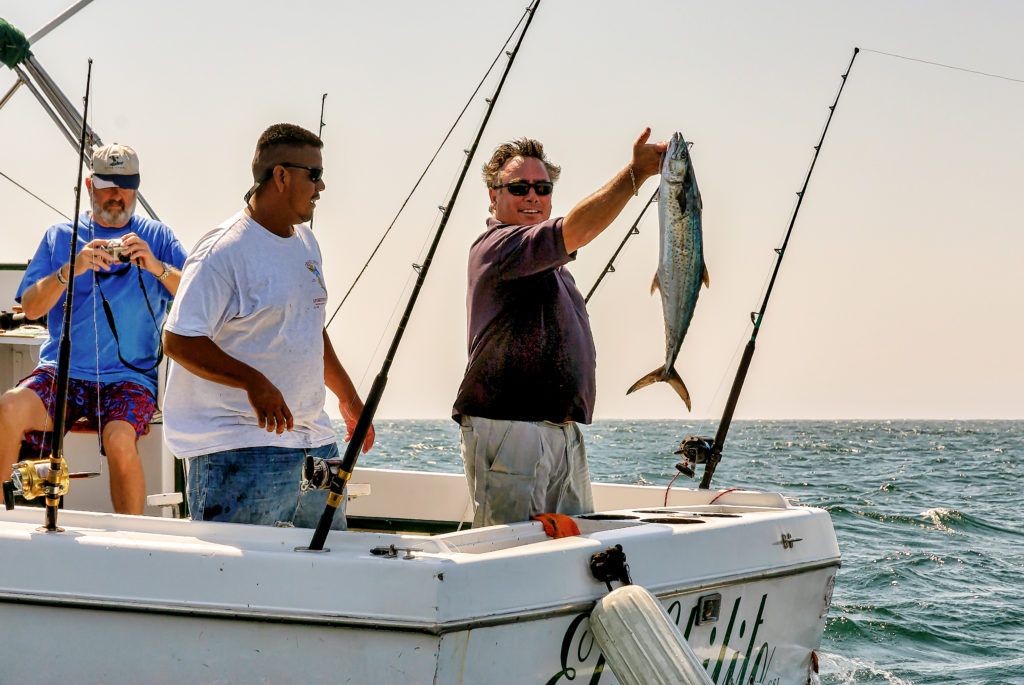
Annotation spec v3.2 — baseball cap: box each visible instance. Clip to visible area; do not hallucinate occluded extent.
[90,143,141,190]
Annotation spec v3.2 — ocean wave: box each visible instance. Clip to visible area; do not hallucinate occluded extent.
[816,652,913,685]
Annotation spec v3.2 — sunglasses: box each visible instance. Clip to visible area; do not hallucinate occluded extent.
[278,163,324,183]
[493,180,553,196]
[244,163,324,202]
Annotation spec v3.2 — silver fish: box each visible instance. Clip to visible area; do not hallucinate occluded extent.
[627,131,708,410]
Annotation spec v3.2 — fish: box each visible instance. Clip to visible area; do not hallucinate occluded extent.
[627,131,708,410]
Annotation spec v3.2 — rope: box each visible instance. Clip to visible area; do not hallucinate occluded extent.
[0,169,70,220]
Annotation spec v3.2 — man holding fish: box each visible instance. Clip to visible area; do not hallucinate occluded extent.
[453,129,669,528]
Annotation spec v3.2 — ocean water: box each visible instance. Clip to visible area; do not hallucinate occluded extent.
[335,418,1024,685]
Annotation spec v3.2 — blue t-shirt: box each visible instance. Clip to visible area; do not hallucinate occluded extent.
[16,213,188,396]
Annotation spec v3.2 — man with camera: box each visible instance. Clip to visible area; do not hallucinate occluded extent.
[0,143,187,514]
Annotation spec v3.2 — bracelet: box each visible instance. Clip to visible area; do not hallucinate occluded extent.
[628,165,638,197]
[156,262,172,282]
[55,266,68,286]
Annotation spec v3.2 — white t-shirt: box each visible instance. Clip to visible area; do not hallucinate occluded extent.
[163,211,336,458]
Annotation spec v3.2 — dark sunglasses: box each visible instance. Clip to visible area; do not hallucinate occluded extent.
[244,163,324,202]
[493,180,553,196]
[278,163,324,183]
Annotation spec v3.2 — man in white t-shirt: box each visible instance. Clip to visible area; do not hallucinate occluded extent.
[162,123,374,527]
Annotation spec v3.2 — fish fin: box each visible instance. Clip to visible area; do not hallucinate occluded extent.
[626,366,692,412]
[702,264,710,288]
[627,366,665,395]
[664,367,692,411]
[650,273,660,295]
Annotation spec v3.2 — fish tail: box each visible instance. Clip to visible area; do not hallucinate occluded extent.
[626,365,692,411]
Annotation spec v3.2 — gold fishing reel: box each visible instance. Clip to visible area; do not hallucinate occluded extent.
[1,458,99,510]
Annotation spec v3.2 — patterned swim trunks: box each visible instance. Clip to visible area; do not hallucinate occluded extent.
[18,366,156,454]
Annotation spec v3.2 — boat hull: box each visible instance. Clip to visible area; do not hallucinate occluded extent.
[0,475,838,684]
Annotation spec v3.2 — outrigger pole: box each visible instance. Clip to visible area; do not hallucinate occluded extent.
[304,0,543,551]
[0,2,159,220]
[584,188,659,304]
[43,57,93,531]
[692,48,860,489]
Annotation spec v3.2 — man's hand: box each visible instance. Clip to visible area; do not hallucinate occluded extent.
[164,332,294,434]
[73,238,118,275]
[630,127,669,181]
[117,232,164,277]
[561,127,670,254]
[246,374,294,434]
[341,401,375,454]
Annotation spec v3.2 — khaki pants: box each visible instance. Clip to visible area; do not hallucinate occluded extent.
[459,416,594,528]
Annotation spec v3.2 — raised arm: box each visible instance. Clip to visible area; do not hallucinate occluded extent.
[561,127,667,254]
[163,330,294,434]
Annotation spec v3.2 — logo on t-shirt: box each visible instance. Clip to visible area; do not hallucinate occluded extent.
[306,260,327,308]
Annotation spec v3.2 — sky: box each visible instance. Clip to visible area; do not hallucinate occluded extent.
[1,0,1022,421]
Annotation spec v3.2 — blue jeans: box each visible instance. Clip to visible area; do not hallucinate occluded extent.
[185,443,347,529]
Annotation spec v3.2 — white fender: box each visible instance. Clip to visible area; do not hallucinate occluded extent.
[590,585,713,685]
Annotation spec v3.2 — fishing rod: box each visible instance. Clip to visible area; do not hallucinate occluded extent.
[309,92,326,231]
[304,0,543,551]
[44,57,93,530]
[584,188,659,304]
[684,48,860,490]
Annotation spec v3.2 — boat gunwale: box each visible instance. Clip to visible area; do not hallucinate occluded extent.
[0,556,840,635]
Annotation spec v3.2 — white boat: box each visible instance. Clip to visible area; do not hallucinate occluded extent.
[0,318,839,685]
[0,5,839,682]
[0,464,838,684]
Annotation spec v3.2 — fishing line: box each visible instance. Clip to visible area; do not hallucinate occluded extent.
[353,258,420,392]
[349,117,478,403]
[86,83,105,461]
[0,170,71,220]
[860,47,1024,84]
[352,170,464,392]
[325,5,530,328]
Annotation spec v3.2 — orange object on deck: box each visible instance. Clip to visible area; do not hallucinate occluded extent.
[532,513,580,539]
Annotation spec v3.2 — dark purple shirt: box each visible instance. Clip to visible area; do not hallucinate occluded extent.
[452,217,596,424]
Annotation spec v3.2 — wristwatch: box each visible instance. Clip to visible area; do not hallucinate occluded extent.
[55,266,69,286]
[157,262,172,282]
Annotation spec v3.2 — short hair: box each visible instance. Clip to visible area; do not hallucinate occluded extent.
[481,138,561,188]
[251,123,323,182]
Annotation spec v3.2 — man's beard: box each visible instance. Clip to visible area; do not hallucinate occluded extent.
[90,190,136,227]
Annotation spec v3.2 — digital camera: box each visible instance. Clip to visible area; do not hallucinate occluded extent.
[103,238,131,263]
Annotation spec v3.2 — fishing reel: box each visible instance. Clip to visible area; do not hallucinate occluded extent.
[301,455,343,492]
[3,458,70,510]
[674,435,715,479]
[2,458,99,510]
